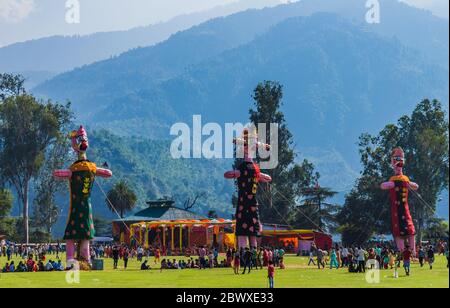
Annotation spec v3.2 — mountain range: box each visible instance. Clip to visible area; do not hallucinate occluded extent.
[0,0,283,89]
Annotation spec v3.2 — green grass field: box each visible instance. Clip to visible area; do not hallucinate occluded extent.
[0,254,448,288]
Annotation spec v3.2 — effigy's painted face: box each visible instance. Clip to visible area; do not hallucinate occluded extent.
[71,125,89,154]
[234,128,257,160]
[391,147,405,174]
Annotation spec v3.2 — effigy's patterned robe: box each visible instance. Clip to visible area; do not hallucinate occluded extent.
[235,161,261,237]
[388,175,415,237]
[64,160,97,240]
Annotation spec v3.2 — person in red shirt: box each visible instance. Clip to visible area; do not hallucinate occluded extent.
[154,248,161,264]
[402,246,412,276]
[263,249,269,267]
[268,261,275,288]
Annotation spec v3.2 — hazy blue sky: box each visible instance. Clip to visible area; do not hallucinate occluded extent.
[0,0,448,47]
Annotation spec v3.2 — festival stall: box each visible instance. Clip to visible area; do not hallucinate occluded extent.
[127,219,235,253]
[261,229,332,253]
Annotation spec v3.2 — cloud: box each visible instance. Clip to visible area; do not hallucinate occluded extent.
[0,0,35,23]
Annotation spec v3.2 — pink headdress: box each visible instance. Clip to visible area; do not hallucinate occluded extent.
[70,125,89,153]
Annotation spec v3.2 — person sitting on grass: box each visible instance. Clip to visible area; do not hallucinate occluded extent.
[26,256,35,272]
[141,260,150,270]
[55,260,64,271]
[193,259,200,269]
[38,261,45,272]
[180,260,187,269]
[172,259,179,269]
[2,262,10,273]
[160,259,168,271]
[348,254,357,273]
[16,261,27,272]
[45,260,54,272]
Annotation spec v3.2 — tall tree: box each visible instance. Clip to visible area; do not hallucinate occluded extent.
[249,81,318,226]
[338,99,449,244]
[0,79,72,243]
[0,188,15,239]
[207,210,219,219]
[295,180,339,232]
[32,136,71,234]
[106,180,138,218]
[0,188,13,218]
[0,73,25,101]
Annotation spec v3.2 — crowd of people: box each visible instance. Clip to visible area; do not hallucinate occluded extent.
[306,240,449,277]
[1,238,448,279]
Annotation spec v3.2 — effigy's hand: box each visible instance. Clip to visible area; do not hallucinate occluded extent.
[260,173,272,183]
[224,170,241,179]
[380,181,395,190]
[96,168,112,178]
[53,169,72,179]
[409,182,419,191]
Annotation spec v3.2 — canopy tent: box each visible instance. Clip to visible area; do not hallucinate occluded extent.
[127,219,235,252]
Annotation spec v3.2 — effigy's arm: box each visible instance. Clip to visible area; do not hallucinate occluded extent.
[380,181,395,190]
[96,168,113,178]
[260,173,272,183]
[53,170,72,180]
[408,181,419,191]
[224,170,241,179]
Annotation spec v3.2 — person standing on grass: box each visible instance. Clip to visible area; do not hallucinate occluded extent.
[357,247,366,273]
[341,247,349,267]
[394,250,403,278]
[251,247,257,270]
[402,246,412,276]
[208,250,215,269]
[233,250,240,275]
[6,245,12,261]
[388,250,396,270]
[418,246,425,267]
[330,249,339,269]
[445,247,449,268]
[263,248,269,267]
[268,261,275,289]
[308,250,316,266]
[316,249,325,269]
[154,247,161,264]
[257,248,263,270]
[123,248,130,270]
[112,246,119,269]
[427,245,435,270]
[199,246,207,269]
[242,247,252,274]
